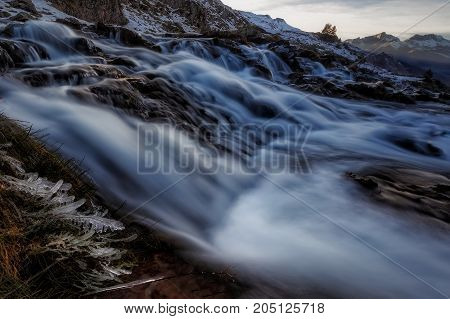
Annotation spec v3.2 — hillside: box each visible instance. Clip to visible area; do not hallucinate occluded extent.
[347,32,450,84]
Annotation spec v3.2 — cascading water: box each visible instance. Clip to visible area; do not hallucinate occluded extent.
[1,21,450,298]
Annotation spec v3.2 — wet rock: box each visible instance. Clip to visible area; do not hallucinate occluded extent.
[0,40,26,64]
[0,11,12,18]
[392,138,443,158]
[15,65,100,87]
[291,75,352,99]
[247,101,278,119]
[347,173,379,191]
[0,23,15,37]
[268,41,349,72]
[388,92,415,104]
[94,23,158,50]
[16,70,51,86]
[318,52,349,68]
[120,74,220,131]
[0,39,49,65]
[55,17,84,30]
[345,82,414,104]
[13,63,128,88]
[78,75,213,131]
[211,38,245,55]
[440,92,450,100]
[268,42,305,73]
[10,12,34,22]
[95,247,241,299]
[419,77,448,92]
[414,77,450,104]
[71,79,147,111]
[248,65,272,80]
[348,168,450,224]
[71,37,102,56]
[0,47,14,73]
[415,90,439,102]
[108,56,138,68]
[9,0,38,14]
[90,64,127,79]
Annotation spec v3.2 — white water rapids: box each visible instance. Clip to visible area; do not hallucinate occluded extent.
[1,21,450,298]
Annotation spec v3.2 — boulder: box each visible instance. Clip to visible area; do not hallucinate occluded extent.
[87,79,146,110]
[348,168,450,223]
[0,11,12,18]
[108,56,138,68]
[10,12,34,22]
[14,65,109,87]
[346,81,414,104]
[71,37,103,56]
[94,23,159,51]
[9,0,38,14]
[0,39,49,65]
[55,17,84,30]
[0,47,14,73]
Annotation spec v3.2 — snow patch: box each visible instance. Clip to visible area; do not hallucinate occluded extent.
[241,11,357,61]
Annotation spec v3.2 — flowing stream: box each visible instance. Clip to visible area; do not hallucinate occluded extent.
[1,21,450,298]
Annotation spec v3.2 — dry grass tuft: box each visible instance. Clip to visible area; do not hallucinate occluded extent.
[0,115,134,298]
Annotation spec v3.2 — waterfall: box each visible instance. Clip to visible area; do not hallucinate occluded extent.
[1,21,450,298]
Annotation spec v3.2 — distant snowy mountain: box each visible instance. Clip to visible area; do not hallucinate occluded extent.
[405,34,450,49]
[347,33,450,83]
[346,32,402,51]
[347,32,450,52]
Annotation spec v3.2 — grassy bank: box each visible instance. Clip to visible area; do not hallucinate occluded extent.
[0,115,138,298]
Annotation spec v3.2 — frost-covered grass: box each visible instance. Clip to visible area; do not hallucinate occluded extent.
[0,116,239,299]
[0,116,135,298]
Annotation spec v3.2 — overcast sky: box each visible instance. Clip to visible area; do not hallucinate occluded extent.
[222,0,450,39]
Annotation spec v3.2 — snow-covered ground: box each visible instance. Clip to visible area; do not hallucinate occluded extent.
[0,0,91,24]
[32,0,77,21]
[241,11,358,61]
[122,0,245,34]
[123,3,196,34]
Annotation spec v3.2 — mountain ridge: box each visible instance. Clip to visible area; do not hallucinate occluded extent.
[347,32,450,49]
[347,32,450,83]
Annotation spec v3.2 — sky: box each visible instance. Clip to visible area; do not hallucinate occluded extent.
[221,0,450,40]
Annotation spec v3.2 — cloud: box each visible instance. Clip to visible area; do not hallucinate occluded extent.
[254,0,388,10]
[250,0,444,11]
